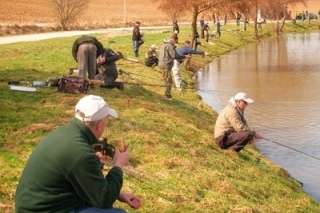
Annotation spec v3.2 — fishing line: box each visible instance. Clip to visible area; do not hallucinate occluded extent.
[262,137,320,161]
[103,162,193,203]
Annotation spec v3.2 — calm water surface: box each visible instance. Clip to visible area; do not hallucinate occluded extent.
[196,32,320,202]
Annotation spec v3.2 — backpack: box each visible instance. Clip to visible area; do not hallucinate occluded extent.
[58,76,90,94]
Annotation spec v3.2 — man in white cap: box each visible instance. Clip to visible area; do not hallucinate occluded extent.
[144,44,159,68]
[214,92,262,152]
[15,95,141,212]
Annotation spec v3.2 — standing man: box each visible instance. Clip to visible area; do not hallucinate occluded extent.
[173,40,207,91]
[15,95,142,212]
[158,35,187,100]
[200,17,205,39]
[132,21,144,57]
[216,19,221,38]
[144,44,159,68]
[214,92,262,152]
[173,20,179,35]
[72,35,104,79]
[203,22,210,42]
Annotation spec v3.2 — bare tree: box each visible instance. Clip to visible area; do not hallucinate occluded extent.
[154,0,185,23]
[47,0,89,30]
[152,0,224,47]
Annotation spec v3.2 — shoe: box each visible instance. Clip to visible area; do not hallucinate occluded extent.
[164,95,172,100]
[151,63,157,69]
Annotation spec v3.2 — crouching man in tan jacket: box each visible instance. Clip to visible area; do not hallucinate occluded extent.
[214,92,262,152]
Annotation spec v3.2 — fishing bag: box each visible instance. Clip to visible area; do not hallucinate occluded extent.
[58,76,90,94]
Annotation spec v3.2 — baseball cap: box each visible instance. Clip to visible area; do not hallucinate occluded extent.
[234,92,254,103]
[151,44,157,49]
[75,95,118,122]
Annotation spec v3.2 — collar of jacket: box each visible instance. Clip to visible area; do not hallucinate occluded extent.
[71,117,99,145]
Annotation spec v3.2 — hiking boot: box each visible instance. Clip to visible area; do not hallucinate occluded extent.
[164,95,172,100]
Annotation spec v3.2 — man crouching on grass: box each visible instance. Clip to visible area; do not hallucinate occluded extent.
[15,95,141,213]
[214,92,262,152]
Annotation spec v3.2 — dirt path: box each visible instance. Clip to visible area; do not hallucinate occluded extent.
[0,26,171,45]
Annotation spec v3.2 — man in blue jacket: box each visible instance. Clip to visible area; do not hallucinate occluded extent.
[173,40,209,91]
[15,95,142,213]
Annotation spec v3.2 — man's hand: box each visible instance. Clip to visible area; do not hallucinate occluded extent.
[97,55,106,63]
[185,54,192,59]
[118,192,142,210]
[116,51,124,59]
[254,133,262,139]
[113,146,130,169]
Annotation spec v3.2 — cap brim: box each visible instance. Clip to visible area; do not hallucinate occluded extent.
[108,108,118,118]
[244,98,254,103]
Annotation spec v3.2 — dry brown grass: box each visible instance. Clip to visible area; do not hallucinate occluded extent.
[288,0,320,13]
[0,0,173,26]
[1,0,319,36]
[0,0,181,36]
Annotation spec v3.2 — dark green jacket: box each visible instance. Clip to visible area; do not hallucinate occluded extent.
[72,35,104,62]
[15,118,123,213]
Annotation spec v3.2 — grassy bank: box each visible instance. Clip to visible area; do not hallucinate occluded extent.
[1,20,320,212]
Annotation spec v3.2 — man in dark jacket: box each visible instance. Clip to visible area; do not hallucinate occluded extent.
[132,21,144,57]
[96,48,123,83]
[15,95,142,213]
[72,35,104,79]
[173,20,179,35]
[172,40,208,91]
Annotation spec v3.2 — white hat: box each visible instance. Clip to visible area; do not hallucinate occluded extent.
[75,95,118,122]
[151,44,157,49]
[234,92,254,103]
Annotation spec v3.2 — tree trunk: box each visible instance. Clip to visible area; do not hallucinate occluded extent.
[278,6,287,34]
[191,6,199,49]
[253,5,258,39]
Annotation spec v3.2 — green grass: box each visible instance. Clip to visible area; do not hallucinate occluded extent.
[1,20,320,212]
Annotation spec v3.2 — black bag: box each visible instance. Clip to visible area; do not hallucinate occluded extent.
[58,76,90,94]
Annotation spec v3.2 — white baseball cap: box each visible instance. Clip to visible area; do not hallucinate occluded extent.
[151,44,157,49]
[234,92,254,103]
[75,95,118,122]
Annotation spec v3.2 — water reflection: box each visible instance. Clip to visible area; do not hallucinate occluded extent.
[197,32,320,202]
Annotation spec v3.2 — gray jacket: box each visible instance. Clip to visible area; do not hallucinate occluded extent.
[158,42,184,69]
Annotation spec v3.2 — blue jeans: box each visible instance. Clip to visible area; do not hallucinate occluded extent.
[69,207,127,213]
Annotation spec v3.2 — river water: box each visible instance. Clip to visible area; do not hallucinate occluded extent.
[196,32,320,202]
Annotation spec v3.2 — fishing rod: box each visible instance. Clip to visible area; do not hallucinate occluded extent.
[103,161,193,203]
[262,137,320,161]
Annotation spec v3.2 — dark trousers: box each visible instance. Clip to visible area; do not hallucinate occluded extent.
[216,131,254,152]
